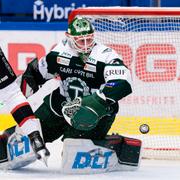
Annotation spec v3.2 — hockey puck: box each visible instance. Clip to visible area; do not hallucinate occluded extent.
[139,124,150,134]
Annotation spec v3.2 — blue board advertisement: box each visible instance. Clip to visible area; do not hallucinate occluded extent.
[0,0,127,22]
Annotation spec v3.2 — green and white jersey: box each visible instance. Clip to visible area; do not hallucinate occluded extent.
[38,39,132,115]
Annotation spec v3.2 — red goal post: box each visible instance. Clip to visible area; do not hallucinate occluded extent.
[68,7,180,160]
[69,7,180,23]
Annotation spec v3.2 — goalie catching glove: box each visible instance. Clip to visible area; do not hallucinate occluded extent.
[62,91,116,131]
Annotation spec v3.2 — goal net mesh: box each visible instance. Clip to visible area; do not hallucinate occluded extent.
[69,8,180,160]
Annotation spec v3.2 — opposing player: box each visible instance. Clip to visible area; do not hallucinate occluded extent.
[1,17,142,173]
[0,47,50,168]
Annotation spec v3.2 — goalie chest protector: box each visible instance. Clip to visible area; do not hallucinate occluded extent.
[45,43,110,102]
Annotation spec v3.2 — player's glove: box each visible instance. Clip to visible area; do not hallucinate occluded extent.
[19,58,46,97]
[62,91,115,131]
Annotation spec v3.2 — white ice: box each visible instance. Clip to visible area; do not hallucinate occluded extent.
[1,140,180,180]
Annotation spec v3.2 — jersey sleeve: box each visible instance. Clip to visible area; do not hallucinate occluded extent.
[38,55,55,80]
[0,47,16,89]
[39,40,69,79]
[102,50,132,102]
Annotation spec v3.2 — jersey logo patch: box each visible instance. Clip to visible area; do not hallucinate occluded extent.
[57,56,70,66]
[102,48,112,53]
[63,77,90,101]
[60,52,72,58]
[84,64,96,72]
[86,57,97,65]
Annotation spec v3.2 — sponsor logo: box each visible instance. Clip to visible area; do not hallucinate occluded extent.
[0,75,8,83]
[84,64,96,72]
[105,82,120,87]
[7,135,30,160]
[86,56,97,64]
[33,0,86,22]
[57,56,70,66]
[105,69,125,78]
[72,149,113,169]
[60,51,72,58]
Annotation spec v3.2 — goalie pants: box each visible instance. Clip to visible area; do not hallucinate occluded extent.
[35,98,116,143]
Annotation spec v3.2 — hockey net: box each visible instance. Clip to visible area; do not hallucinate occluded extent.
[69,7,180,160]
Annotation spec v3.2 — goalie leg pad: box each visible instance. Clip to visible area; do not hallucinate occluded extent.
[61,138,119,174]
[61,136,142,174]
[94,134,142,170]
[0,126,36,170]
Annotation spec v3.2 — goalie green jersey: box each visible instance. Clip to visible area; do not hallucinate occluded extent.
[37,39,132,116]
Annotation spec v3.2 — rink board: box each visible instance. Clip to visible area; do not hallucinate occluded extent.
[0,114,17,132]
[1,114,180,135]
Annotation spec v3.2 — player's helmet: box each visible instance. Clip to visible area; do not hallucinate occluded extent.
[66,17,95,53]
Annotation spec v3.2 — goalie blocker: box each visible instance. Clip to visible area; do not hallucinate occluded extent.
[61,134,142,174]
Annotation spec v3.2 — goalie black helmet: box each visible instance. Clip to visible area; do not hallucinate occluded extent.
[66,17,95,54]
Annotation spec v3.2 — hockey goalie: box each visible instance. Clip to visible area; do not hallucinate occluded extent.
[0,17,142,173]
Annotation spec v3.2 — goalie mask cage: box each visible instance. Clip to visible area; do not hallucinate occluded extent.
[69,7,180,160]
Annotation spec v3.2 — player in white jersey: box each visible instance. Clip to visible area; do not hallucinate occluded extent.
[0,17,142,173]
[0,47,50,168]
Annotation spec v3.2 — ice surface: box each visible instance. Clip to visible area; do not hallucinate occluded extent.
[1,139,180,180]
